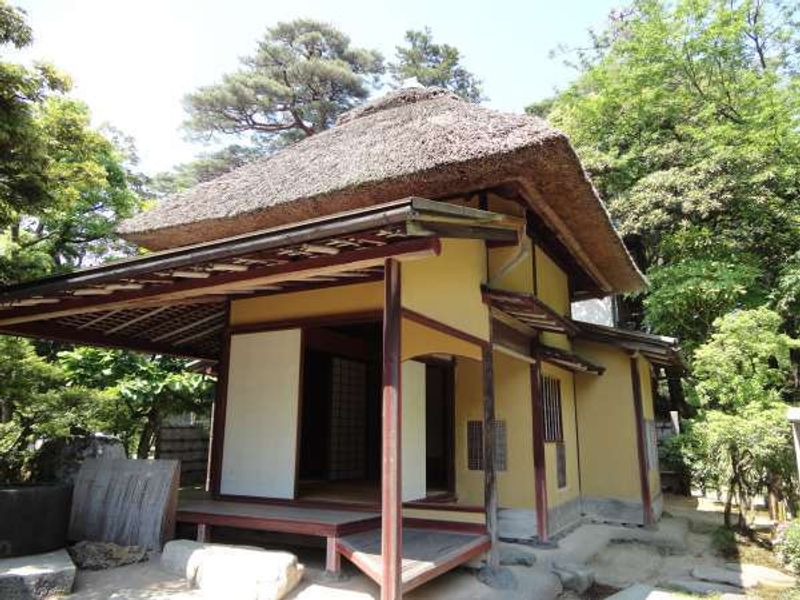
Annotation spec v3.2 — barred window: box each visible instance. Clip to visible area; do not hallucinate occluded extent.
[466,420,507,472]
[542,376,563,443]
[644,419,659,471]
[556,442,567,489]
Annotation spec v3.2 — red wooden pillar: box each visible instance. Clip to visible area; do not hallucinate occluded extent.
[381,258,403,600]
[530,356,549,542]
[629,354,654,525]
[481,345,500,570]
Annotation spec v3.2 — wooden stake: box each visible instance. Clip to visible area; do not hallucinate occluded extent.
[381,258,402,600]
[481,345,500,569]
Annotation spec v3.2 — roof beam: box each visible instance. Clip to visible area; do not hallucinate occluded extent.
[0,237,441,327]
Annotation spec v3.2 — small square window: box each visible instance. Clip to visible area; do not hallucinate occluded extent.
[556,442,567,489]
[466,419,507,472]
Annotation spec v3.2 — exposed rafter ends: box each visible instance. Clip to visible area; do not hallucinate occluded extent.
[481,286,579,336]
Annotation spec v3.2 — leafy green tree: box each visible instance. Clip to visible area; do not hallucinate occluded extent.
[389,27,484,102]
[0,336,108,482]
[643,257,764,353]
[149,144,267,196]
[58,348,214,458]
[681,308,800,527]
[530,0,800,344]
[184,19,384,147]
[0,0,71,226]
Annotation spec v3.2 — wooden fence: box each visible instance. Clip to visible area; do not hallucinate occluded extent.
[156,425,209,487]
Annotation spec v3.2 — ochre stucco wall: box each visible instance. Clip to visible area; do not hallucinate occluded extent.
[542,363,580,509]
[453,352,536,510]
[401,238,489,341]
[230,281,383,325]
[573,340,641,501]
[401,318,482,362]
[535,245,571,351]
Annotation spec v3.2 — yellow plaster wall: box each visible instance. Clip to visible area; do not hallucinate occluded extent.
[542,364,580,509]
[401,319,482,362]
[534,245,572,351]
[401,238,490,341]
[573,341,641,501]
[402,507,486,525]
[487,238,534,294]
[638,355,662,497]
[230,281,382,325]
[453,353,536,510]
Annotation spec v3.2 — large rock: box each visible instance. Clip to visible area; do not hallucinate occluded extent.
[0,549,76,600]
[30,434,125,485]
[161,539,303,600]
[553,562,595,594]
[67,541,148,570]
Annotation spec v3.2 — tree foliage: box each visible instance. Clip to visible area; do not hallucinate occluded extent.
[184,19,384,146]
[531,0,800,345]
[389,28,484,102]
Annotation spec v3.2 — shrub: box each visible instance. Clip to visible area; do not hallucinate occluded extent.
[777,520,800,574]
[711,526,739,559]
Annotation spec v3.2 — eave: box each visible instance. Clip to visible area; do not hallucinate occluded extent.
[0,198,518,360]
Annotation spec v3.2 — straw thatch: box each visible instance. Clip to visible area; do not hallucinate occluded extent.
[120,87,644,292]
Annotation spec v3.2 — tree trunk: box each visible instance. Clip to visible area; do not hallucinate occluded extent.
[724,478,735,528]
[135,410,159,459]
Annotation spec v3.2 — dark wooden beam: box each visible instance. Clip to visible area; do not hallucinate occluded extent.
[630,355,654,525]
[482,345,501,569]
[530,354,549,542]
[0,237,441,327]
[209,302,232,497]
[381,258,402,600]
[1,320,216,361]
[401,308,489,350]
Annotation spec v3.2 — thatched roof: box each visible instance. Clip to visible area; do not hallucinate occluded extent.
[120,87,644,293]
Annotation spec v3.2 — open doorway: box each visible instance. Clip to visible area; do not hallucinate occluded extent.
[296,322,456,505]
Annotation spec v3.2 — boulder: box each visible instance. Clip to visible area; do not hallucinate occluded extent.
[30,433,125,484]
[553,562,595,594]
[161,539,303,600]
[0,549,76,600]
[67,541,148,570]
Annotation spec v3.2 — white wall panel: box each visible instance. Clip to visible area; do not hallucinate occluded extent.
[220,329,301,498]
[402,360,426,501]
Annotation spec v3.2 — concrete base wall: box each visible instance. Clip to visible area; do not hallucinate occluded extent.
[548,497,583,537]
[581,494,662,526]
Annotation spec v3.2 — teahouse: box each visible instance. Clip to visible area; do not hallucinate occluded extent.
[0,87,680,599]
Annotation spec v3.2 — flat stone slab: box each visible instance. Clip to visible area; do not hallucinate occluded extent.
[693,563,796,589]
[724,562,796,588]
[604,583,656,600]
[162,539,303,600]
[0,549,76,600]
[663,578,743,595]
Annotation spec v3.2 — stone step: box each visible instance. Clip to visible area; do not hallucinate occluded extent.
[0,548,76,600]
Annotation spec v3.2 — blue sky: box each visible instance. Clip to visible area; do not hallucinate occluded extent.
[15,0,620,174]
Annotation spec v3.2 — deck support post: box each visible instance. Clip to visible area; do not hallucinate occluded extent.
[629,354,654,525]
[381,258,403,600]
[530,354,549,543]
[326,536,341,577]
[481,345,501,570]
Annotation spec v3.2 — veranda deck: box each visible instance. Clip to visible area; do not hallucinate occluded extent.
[336,526,491,594]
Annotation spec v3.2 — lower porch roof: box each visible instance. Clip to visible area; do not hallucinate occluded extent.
[0,198,518,360]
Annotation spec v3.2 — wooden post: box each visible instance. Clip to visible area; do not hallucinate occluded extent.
[630,354,654,525]
[326,536,341,576]
[381,258,403,600]
[481,345,500,570]
[530,357,549,542]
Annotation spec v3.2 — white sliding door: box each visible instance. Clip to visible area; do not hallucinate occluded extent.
[220,329,302,498]
[401,360,427,501]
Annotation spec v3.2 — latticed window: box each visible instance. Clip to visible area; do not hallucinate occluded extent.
[541,376,563,443]
[556,442,567,489]
[466,420,507,472]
